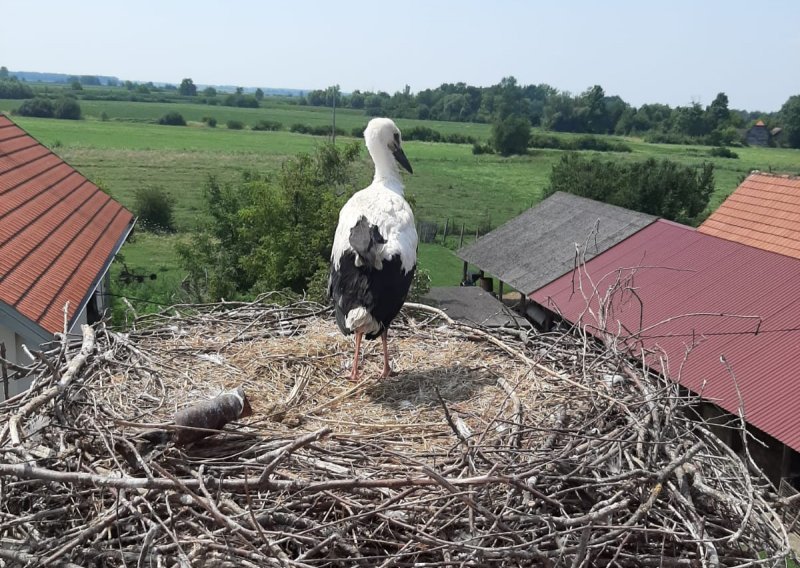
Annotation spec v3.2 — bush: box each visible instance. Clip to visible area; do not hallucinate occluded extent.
[708,146,739,159]
[16,97,54,118]
[289,123,344,137]
[492,115,531,156]
[222,94,259,108]
[226,120,245,130]
[405,126,442,142]
[202,116,217,127]
[252,120,282,131]
[54,97,81,120]
[0,79,34,98]
[528,134,631,152]
[133,185,177,232]
[351,126,365,138]
[545,153,715,225]
[444,133,477,145]
[472,142,495,155]
[177,142,362,300]
[644,131,696,145]
[157,111,186,126]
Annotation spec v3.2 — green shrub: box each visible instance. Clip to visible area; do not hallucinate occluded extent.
[157,111,186,126]
[226,120,245,130]
[54,97,81,120]
[252,120,283,131]
[405,126,442,142]
[0,79,34,98]
[528,134,631,152]
[472,142,495,155]
[492,115,531,156]
[133,185,177,232]
[708,146,739,159]
[202,116,217,127]
[16,97,54,118]
[545,153,715,225]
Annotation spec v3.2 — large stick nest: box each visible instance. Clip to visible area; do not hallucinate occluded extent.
[0,294,794,567]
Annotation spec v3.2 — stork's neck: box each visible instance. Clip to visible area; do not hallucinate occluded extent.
[371,150,405,195]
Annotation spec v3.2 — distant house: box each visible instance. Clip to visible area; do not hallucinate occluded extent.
[455,192,657,325]
[0,114,135,399]
[699,172,800,258]
[745,120,771,146]
[530,218,800,487]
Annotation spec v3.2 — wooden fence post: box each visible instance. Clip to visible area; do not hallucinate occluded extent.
[442,218,449,245]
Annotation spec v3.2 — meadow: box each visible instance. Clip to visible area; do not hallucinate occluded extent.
[2,96,799,303]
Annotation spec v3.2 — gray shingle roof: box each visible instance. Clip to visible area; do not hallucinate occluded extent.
[422,286,531,328]
[456,192,657,294]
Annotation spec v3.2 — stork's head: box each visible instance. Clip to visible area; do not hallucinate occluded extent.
[364,117,413,175]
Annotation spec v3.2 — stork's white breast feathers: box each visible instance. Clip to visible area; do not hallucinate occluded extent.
[331,185,417,273]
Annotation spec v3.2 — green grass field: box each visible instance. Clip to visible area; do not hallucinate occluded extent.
[3,99,799,309]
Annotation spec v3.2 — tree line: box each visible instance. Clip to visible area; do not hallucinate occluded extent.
[303,77,799,148]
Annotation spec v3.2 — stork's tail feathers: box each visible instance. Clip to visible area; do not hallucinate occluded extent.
[349,216,386,270]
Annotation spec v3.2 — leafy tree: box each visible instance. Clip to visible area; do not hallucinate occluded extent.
[177,142,361,301]
[70,79,83,91]
[0,79,33,98]
[179,78,197,96]
[544,154,715,225]
[705,92,730,131]
[134,185,177,232]
[202,86,217,97]
[54,96,81,120]
[0,66,8,79]
[16,97,54,118]
[254,87,264,101]
[673,102,708,137]
[779,95,800,149]
[491,114,530,156]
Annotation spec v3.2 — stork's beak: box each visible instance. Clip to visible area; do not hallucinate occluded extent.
[393,145,413,174]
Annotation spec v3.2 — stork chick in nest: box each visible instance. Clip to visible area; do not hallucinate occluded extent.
[329,118,417,381]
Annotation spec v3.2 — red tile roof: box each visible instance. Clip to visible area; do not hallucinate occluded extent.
[699,172,800,259]
[531,219,800,452]
[0,115,134,335]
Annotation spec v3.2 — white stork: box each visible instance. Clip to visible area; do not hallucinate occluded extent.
[329,117,417,381]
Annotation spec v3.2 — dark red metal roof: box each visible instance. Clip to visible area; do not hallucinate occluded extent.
[531,219,800,452]
[0,115,134,335]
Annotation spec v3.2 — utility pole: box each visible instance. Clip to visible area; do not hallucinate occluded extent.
[331,85,337,145]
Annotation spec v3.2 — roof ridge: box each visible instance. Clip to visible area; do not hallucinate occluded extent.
[748,170,800,181]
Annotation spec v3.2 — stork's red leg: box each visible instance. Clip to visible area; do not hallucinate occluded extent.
[349,331,363,382]
[380,331,392,379]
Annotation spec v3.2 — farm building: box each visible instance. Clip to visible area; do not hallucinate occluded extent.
[529,218,800,488]
[456,191,656,325]
[0,114,134,399]
[745,119,772,146]
[699,171,800,258]
[422,286,530,328]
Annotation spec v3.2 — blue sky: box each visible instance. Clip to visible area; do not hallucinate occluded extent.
[3,0,798,111]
